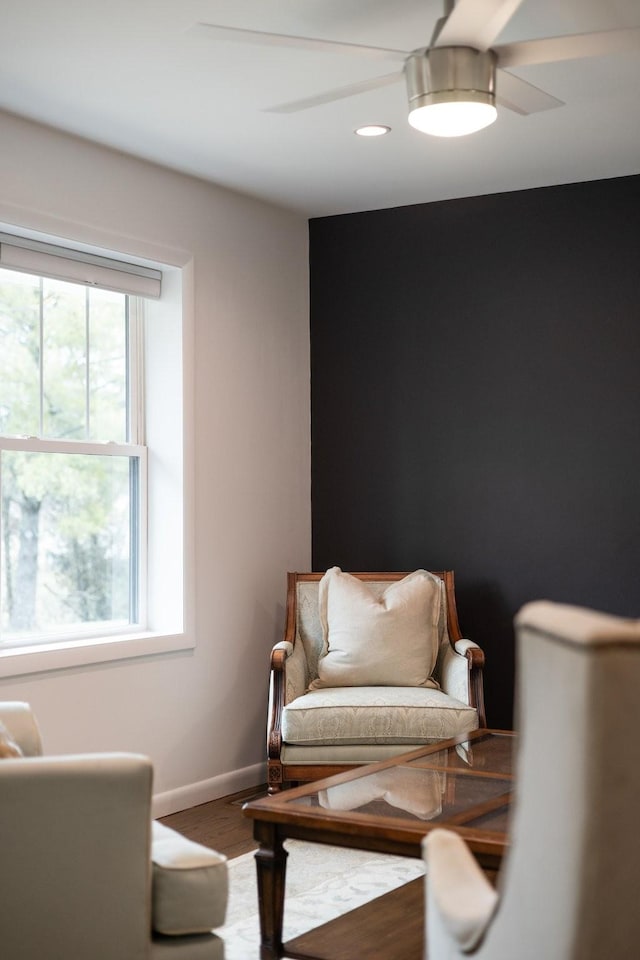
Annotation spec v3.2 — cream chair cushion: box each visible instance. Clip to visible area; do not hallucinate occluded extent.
[151,821,228,936]
[282,685,478,744]
[310,567,441,689]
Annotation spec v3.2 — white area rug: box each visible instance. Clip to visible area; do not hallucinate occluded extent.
[219,840,425,960]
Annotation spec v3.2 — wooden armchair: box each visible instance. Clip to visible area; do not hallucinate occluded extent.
[267,570,486,792]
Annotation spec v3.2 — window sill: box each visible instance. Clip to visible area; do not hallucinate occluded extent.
[0,629,194,679]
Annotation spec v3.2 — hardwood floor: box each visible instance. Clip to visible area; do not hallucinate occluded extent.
[159,785,497,959]
[159,784,265,859]
[159,784,426,959]
[286,878,425,960]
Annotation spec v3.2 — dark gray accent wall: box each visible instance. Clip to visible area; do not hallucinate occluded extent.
[309,175,640,729]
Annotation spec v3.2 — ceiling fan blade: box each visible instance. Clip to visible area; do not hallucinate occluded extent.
[496,69,564,115]
[494,26,640,69]
[264,71,402,114]
[434,0,526,51]
[192,22,408,63]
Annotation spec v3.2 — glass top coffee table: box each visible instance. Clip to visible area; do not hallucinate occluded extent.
[244,729,515,959]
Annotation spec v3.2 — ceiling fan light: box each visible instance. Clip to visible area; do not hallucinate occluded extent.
[405,46,497,137]
[409,99,497,137]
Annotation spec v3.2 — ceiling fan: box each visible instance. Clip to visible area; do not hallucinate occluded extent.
[195,0,640,137]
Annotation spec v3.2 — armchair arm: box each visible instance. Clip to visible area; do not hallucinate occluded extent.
[267,641,293,765]
[423,829,498,953]
[455,640,486,727]
[267,636,309,790]
[272,639,294,659]
[0,700,43,756]
[454,639,483,658]
[267,639,307,748]
[151,821,228,934]
[438,641,486,727]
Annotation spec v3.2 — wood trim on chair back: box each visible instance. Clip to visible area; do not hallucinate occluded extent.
[285,570,463,648]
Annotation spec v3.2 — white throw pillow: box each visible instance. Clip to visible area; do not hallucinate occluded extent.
[310,567,441,689]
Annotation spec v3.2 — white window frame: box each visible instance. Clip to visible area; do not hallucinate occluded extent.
[0,436,148,643]
[0,230,192,677]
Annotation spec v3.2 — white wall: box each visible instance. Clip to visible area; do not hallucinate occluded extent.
[0,110,311,813]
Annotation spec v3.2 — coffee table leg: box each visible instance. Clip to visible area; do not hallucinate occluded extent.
[254,821,288,960]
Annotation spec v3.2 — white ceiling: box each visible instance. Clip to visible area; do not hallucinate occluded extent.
[1,0,639,217]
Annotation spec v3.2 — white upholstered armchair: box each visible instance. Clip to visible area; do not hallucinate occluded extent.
[0,701,228,960]
[423,600,640,960]
[267,569,486,791]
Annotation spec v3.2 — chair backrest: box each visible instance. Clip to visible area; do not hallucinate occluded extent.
[288,571,460,685]
[0,751,153,960]
[487,601,640,960]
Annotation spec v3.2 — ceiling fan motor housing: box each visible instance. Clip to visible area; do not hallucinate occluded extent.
[405,46,497,109]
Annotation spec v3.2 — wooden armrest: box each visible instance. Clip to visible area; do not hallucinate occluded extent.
[455,640,486,727]
[267,642,295,767]
[270,640,293,670]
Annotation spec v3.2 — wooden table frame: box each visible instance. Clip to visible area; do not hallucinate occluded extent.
[244,729,514,960]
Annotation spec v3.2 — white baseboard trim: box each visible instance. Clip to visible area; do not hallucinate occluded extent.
[152,761,267,819]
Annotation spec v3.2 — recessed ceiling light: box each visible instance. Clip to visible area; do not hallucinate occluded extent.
[354,124,391,137]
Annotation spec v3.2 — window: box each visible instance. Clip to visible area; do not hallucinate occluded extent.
[0,232,189,677]
[0,265,147,648]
